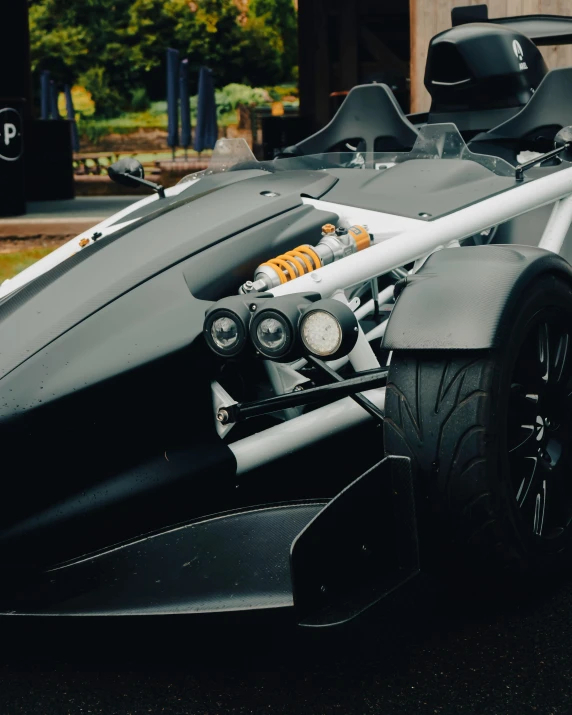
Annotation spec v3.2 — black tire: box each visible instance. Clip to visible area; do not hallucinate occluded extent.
[384,274,572,577]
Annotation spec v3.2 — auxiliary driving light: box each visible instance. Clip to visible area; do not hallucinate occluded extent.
[204,301,252,357]
[299,299,359,360]
[250,309,297,360]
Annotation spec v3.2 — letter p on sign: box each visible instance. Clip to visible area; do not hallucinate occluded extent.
[4,123,16,146]
[0,108,23,161]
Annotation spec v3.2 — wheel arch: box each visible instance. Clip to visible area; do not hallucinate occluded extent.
[383,245,572,351]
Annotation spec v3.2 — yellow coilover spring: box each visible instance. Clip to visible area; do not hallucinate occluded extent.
[259,245,322,285]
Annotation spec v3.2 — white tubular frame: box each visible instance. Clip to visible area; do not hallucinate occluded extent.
[538,193,572,253]
[232,388,386,475]
[271,167,572,301]
[228,166,572,474]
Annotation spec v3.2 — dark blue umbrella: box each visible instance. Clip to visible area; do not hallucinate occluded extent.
[40,70,50,119]
[64,84,80,152]
[193,66,218,153]
[49,80,60,119]
[166,48,179,158]
[179,58,191,158]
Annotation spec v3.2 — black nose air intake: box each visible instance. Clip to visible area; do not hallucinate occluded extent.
[425,23,548,113]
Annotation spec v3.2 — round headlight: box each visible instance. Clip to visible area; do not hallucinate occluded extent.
[300,310,343,356]
[299,299,359,360]
[204,307,249,357]
[256,317,288,352]
[211,316,239,350]
[250,309,294,359]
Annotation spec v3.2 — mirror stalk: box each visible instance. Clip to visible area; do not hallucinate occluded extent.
[125,174,166,198]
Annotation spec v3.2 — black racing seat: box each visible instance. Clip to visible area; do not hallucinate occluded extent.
[281,84,419,157]
[468,68,572,163]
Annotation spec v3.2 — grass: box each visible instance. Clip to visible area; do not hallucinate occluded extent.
[0,247,56,283]
[79,92,300,142]
[78,149,212,165]
[80,108,239,140]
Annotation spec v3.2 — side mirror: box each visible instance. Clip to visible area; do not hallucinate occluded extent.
[108,157,145,188]
[108,158,165,198]
[554,126,572,162]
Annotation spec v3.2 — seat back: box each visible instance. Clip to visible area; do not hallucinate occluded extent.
[283,84,419,156]
[469,68,572,155]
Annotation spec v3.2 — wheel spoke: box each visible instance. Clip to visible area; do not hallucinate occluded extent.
[538,322,550,384]
[508,385,540,453]
[516,452,570,537]
[514,336,546,391]
[549,330,571,387]
[511,453,540,507]
[533,478,547,536]
[509,386,539,418]
[508,424,536,455]
[513,453,551,535]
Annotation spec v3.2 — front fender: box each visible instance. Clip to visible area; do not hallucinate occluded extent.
[383,245,572,350]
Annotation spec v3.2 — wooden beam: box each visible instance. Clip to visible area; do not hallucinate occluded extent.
[340,0,358,91]
[313,0,331,128]
[297,0,316,126]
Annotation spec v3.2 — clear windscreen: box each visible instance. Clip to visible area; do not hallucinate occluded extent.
[177,123,516,184]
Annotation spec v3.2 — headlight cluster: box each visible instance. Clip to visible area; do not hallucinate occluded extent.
[204,293,358,362]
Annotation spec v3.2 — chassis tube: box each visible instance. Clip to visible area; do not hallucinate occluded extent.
[229,388,386,475]
[270,171,572,300]
[538,194,572,254]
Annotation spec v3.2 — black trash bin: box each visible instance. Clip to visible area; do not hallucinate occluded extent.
[0,99,25,216]
[261,116,313,160]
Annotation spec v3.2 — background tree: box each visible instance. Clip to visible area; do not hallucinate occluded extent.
[250,0,297,80]
[29,0,298,116]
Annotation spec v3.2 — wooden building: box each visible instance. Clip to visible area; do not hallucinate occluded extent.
[298,0,572,131]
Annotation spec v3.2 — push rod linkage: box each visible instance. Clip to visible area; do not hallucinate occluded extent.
[216,367,388,425]
[305,355,385,424]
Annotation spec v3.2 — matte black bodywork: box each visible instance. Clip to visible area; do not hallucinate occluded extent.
[0,170,343,572]
[324,161,521,219]
[0,164,421,622]
[384,246,572,350]
[425,23,547,113]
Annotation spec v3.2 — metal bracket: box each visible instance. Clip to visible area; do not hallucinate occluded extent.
[264,360,311,422]
[212,381,236,438]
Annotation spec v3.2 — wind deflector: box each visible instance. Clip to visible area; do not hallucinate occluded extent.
[452,5,572,46]
[495,16,572,45]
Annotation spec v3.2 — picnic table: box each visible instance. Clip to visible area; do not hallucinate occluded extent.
[73,152,120,175]
[73,151,165,176]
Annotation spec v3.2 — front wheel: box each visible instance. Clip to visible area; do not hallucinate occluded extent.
[384,275,572,576]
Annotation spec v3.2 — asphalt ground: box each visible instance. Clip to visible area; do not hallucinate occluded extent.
[1,572,572,715]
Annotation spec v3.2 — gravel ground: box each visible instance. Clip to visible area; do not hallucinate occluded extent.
[1,573,572,715]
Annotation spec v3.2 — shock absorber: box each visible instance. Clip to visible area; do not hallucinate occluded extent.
[240,224,371,294]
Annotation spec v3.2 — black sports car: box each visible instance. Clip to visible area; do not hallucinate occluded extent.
[2,10,572,626]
